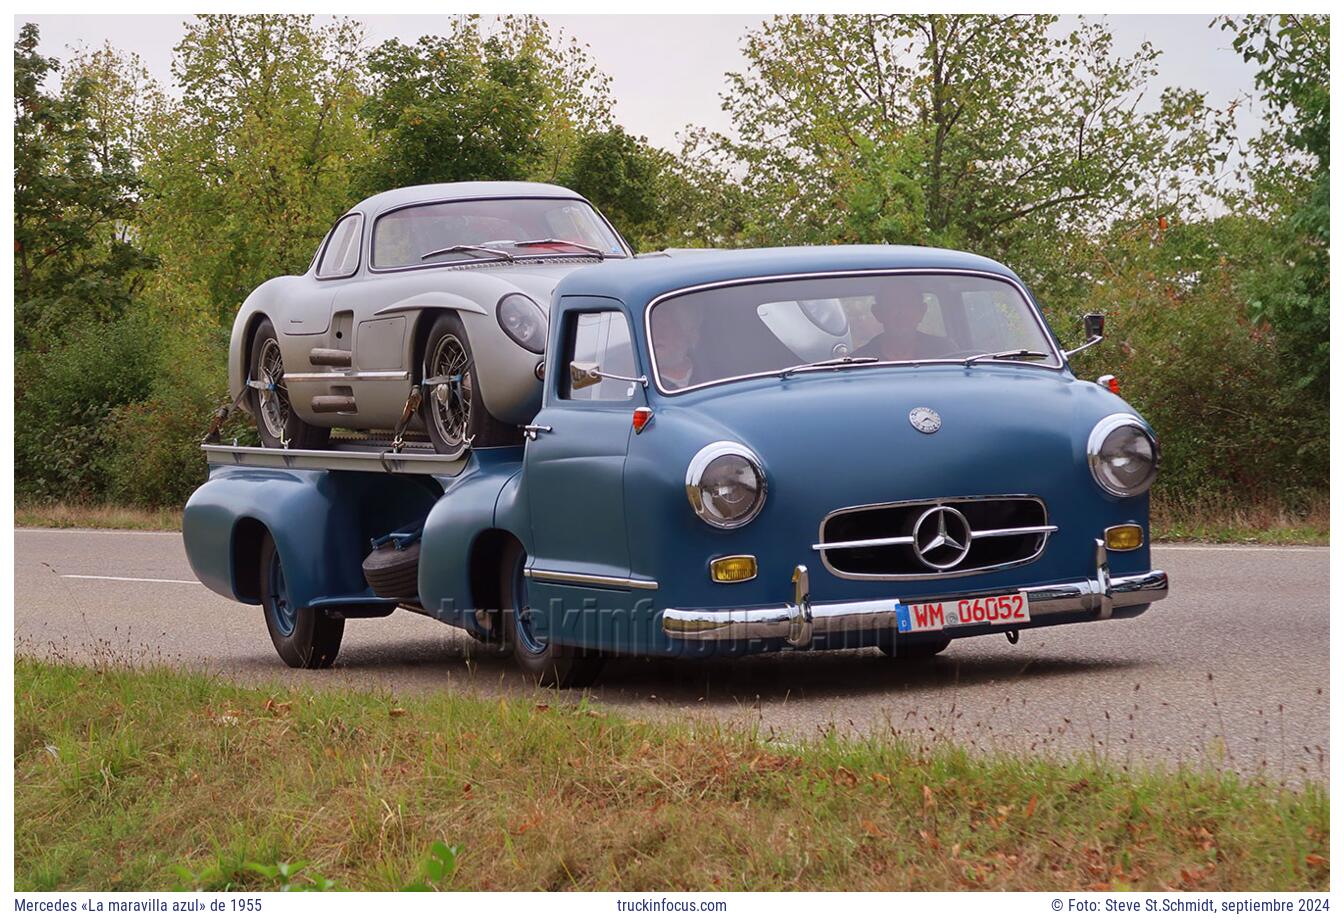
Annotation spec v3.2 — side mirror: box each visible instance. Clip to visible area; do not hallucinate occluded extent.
[570,361,604,391]
[1064,313,1106,358]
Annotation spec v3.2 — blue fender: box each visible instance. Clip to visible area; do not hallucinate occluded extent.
[418,447,527,631]
[183,466,442,609]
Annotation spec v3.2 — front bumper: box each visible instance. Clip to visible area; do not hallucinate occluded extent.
[661,539,1168,648]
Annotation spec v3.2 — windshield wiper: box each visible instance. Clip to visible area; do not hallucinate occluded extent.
[420,244,514,263]
[508,238,610,258]
[963,349,1049,367]
[779,355,879,379]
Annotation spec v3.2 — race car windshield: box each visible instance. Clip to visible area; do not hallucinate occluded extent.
[647,272,1059,393]
[373,198,627,269]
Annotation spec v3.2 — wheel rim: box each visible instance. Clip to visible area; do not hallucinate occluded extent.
[511,557,548,655]
[427,333,472,448]
[257,338,291,441]
[267,550,297,637]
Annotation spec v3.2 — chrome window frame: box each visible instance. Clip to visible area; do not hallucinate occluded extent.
[815,494,1053,582]
[314,212,363,280]
[367,195,632,273]
[642,269,1065,397]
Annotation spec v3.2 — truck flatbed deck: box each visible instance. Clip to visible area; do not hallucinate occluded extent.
[201,439,469,476]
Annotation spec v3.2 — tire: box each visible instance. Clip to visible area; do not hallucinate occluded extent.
[362,539,421,600]
[420,312,518,454]
[258,532,344,668]
[878,636,951,660]
[499,541,603,688]
[248,318,330,450]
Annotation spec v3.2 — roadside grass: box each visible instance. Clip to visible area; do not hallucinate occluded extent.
[15,502,181,532]
[18,495,1328,545]
[15,658,1328,892]
[1150,492,1328,546]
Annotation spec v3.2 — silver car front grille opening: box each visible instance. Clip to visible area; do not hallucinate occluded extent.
[814,495,1056,580]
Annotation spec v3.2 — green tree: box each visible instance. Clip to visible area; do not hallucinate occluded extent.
[560,126,663,247]
[712,15,1233,300]
[139,14,369,325]
[1221,15,1329,395]
[13,23,156,352]
[360,16,613,192]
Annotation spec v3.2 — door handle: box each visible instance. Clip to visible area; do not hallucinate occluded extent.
[523,424,552,441]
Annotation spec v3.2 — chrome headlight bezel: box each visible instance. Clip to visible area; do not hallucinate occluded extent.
[496,293,547,354]
[1087,413,1160,498]
[685,441,768,529]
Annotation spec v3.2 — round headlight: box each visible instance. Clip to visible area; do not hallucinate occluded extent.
[1088,414,1159,498]
[686,441,767,529]
[496,293,547,354]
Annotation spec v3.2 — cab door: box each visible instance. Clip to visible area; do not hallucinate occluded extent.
[523,298,640,585]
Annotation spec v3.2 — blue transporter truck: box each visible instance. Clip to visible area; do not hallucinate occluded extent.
[183,246,1170,687]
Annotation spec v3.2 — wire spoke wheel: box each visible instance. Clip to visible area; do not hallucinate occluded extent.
[257,338,291,441]
[428,333,472,448]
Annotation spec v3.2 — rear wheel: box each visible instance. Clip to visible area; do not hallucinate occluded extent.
[420,313,517,454]
[499,541,603,688]
[248,318,330,450]
[878,636,951,660]
[259,532,344,668]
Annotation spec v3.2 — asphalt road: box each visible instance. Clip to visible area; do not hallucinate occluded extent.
[14,528,1329,782]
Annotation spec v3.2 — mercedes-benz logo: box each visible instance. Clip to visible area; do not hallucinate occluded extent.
[912,505,973,570]
[909,407,941,434]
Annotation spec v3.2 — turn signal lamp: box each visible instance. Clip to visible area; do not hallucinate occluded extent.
[1097,374,1120,395]
[633,406,654,433]
[709,555,758,583]
[1104,524,1144,551]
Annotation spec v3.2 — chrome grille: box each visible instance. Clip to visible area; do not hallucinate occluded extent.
[815,496,1055,580]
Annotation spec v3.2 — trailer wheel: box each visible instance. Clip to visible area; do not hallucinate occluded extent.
[259,532,344,668]
[878,636,950,660]
[499,541,603,688]
[249,318,329,450]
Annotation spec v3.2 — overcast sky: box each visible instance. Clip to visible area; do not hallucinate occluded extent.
[15,14,1266,150]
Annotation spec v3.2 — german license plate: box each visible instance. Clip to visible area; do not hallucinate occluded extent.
[895,592,1030,634]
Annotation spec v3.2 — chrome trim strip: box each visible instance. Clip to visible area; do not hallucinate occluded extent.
[811,523,1057,552]
[284,371,411,383]
[642,269,1065,397]
[662,559,1168,643]
[816,495,1052,581]
[524,567,659,591]
[201,443,467,476]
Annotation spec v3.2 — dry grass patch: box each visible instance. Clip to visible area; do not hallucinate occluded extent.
[16,502,181,532]
[1152,492,1327,545]
[14,659,1329,892]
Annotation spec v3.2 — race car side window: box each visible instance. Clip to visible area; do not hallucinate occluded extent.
[316,213,363,279]
[562,310,638,402]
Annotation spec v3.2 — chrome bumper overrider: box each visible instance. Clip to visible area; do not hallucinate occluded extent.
[662,539,1168,649]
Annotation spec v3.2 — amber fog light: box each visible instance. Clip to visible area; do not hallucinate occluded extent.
[1104,524,1144,551]
[710,555,758,583]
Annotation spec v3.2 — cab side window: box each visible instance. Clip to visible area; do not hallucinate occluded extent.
[563,310,638,402]
[316,214,362,279]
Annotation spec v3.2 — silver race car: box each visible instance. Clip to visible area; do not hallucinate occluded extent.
[229,182,631,454]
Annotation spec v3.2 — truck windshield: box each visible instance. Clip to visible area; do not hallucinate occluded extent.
[373,198,626,268]
[647,272,1059,393]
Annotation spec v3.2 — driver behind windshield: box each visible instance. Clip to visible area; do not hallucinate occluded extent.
[855,293,952,362]
[652,306,702,390]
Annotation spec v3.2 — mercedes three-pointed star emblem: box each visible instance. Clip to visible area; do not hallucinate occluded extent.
[912,505,973,570]
[909,407,941,434]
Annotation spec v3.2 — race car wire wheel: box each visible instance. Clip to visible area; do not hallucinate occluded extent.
[257,337,291,441]
[427,332,472,448]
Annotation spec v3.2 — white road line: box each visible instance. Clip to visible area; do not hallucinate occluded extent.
[60,574,202,585]
[1155,544,1329,553]
[19,527,180,536]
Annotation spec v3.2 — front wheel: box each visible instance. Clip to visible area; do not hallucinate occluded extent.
[259,532,344,668]
[420,313,518,454]
[499,541,603,688]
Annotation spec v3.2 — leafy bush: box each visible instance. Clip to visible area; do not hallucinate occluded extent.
[15,316,159,503]
[104,324,255,508]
